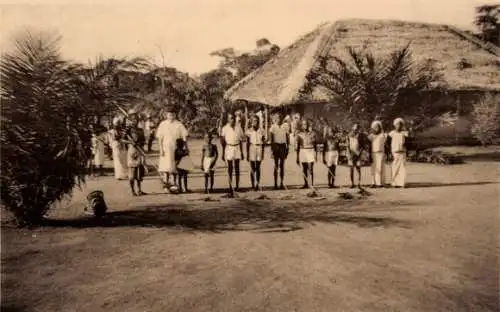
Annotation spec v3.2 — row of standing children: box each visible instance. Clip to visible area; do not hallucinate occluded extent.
[215,110,413,192]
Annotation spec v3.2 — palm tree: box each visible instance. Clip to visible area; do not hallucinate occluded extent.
[75,56,151,125]
[303,44,443,129]
[1,30,92,226]
[474,4,500,46]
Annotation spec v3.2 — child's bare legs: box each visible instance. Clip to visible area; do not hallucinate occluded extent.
[183,172,189,192]
[309,163,314,187]
[204,173,210,193]
[301,163,309,188]
[328,165,336,187]
[209,171,215,192]
[234,159,240,191]
[227,160,234,192]
[356,166,361,187]
[349,165,361,188]
[279,157,285,189]
[250,161,256,190]
[255,161,261,189]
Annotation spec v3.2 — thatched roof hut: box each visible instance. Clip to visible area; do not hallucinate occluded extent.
[224,19,500,108]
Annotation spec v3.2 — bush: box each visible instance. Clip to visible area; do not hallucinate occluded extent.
[471,94,500,146]
[0,32,92,226]
[408,150,464,165]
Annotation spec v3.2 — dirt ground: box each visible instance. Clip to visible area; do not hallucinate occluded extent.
[2,141,499,312]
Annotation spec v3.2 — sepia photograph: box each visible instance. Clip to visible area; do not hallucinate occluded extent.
[1,0,499,311]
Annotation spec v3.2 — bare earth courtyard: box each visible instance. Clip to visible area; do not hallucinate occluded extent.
[1,142,499,312]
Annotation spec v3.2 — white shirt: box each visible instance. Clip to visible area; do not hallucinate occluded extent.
[221,124,244,145]
[246,128,265,145]
[156,119,188,145]
[269,123,290,144]
[370,133,388,153]
[389,130,409,152]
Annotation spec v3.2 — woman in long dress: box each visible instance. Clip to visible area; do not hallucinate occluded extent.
[156,106,189,190]
[389,118,412,188]
[108,117,128,180]
[91,126,107,176]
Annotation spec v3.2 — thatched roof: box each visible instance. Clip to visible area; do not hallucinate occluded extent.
[224,19,500,107]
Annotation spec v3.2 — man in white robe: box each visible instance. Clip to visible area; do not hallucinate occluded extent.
[388,118,413,188]
[156,106,188,190]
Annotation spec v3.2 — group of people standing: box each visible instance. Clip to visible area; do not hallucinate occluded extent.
[216,109,413,193]
[90,104,413,196]
[90,111,157,196]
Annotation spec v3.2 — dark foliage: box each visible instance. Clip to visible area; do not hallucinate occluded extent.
[0,31,147,226]
[301,44,444,130]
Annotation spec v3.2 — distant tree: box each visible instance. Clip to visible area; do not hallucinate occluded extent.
[195,68,238,133]
[75,56,150,124]
[471,93,500,146]
[210,38,280,79]
[302,44,444,129]
[474,4,500,46]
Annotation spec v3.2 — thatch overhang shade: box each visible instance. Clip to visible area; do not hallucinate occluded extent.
[224,19,500,107]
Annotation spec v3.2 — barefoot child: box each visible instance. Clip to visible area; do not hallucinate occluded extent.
[201,132,218,193]
[323,125,341,188]
[246,115,266,191]
[296,118,317,188]
[269,112,290,189]
[220,112,245,193]
[346,123,368,188]
[175,138,191,193]
[125,112,146,196]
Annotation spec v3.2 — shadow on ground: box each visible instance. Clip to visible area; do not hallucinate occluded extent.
[39,198,413,233]
[406,181,496,188]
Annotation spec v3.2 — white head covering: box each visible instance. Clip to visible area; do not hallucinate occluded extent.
[127,109,137,116]
[393,117,405,127]
[112,116,121,126]
[371,120,382,130]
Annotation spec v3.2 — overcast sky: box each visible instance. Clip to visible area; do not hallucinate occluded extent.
[0,0,489,74]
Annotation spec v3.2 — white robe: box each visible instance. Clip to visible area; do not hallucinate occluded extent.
[108,130,127,179]
[156,119,188,173]
[92,133,106,166]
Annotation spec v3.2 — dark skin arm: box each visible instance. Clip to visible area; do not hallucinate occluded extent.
[212,145,219,167]
[220,137,226,162]
[296,135,301,165]
[313,132,318,162]
[261,132,265,160]
[322,138,327,164]
[240,141,244,161]
[201,146,205,169]
[246,133,251,161]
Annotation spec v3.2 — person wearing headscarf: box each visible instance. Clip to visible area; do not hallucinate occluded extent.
[368,120,388,188]
[108,116,128,180]
[388,117,412,188]
[91,124,107,177]
[156,105,189,192]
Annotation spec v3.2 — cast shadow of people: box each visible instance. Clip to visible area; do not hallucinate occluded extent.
[42,198,413,233]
